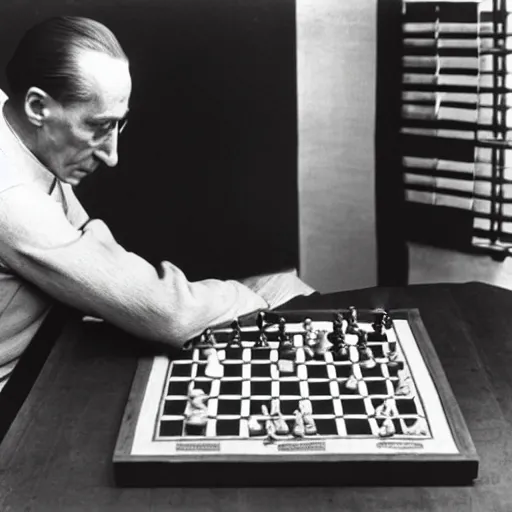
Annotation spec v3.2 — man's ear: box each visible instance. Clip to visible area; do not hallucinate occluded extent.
[24,87,52,127]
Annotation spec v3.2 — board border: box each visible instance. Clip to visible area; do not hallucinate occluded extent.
[113,308,479,486]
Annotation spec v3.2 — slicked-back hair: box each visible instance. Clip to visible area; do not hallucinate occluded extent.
[6,16,128,106]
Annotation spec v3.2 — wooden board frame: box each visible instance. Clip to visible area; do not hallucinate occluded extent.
[113,309,479,486]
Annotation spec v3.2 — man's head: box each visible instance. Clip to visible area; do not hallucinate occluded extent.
[5,16,131,185]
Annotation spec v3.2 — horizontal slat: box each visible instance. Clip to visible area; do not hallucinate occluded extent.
[403,155,512,181]
[404,38,494,51]
[402,104,512,125]
[403,0,482,3]
[403,23,479,35]
[404,173,512,198]
[403,55,507,72]
[406,189,474,209]
[474,216,512,234]
[402,91,512,107]
[403,73,510,89]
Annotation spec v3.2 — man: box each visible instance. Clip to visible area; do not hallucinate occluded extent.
[0,16,314,391]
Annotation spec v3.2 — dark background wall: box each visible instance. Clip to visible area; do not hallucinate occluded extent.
[0,0,298,281]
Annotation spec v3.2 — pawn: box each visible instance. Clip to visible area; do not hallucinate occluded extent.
[248,415,264,436]
[356,330,368,348]
[204,347,224,378]
[292,409,305,438]
[228,319,242,348]
[359,346,376,369]
[333,343,350,361]
[345,373,359,391]
[378,417,396,438]
[278,321,297,360]
[299,400,317,435]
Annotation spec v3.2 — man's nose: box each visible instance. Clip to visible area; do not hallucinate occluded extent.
[94,129,119,167]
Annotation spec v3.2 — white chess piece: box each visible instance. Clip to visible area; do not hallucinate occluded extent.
[204,347,224,378]
[345,373,359,391]
[378,417,396,438]
[184,388,208,426]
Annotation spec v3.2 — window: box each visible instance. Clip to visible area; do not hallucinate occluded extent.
[401,0,512,258]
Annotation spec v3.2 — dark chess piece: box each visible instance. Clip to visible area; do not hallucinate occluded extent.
[333,312,344,333]
[357,330,376,368]
[203,328,217,347]
[228,319,242,348]
[345,306,360,335]
[278,317,296,360]
[254,311,269,348]
[333,343,350,361]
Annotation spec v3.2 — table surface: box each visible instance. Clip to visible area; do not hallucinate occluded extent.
[1,281,512,512]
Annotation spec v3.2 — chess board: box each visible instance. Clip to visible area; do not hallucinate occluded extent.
[113,309,479,486]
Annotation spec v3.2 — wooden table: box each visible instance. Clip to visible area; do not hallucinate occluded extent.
[1,281,511,511]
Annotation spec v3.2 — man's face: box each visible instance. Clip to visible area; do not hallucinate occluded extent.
[36,50,132,186]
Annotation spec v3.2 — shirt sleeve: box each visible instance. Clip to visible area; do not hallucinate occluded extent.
[0,184,268,347]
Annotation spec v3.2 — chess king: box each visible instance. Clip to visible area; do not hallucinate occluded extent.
[0,16,315,392]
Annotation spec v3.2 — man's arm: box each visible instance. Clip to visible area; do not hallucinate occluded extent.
[0,184,269,347]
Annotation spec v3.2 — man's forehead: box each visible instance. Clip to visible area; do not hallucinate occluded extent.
[75,50,131,117]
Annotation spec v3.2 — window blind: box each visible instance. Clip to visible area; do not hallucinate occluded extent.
[401,0,512,256]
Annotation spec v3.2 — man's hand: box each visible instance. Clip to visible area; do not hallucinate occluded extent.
[238,268,315,309]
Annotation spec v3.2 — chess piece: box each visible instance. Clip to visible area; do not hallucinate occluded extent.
[303,318,317,346]
[270,399,289,435]
[345,373,359,391]
[303,345,315,361]
[403,417,428,436]
[333,343,350,361]
[204,347,224,378]
[387,349,400,367]
[299,400,317,435]
[378,417,396,438]
[371,309,387,336]
[395,370,413,396]
[248,415,264,436]
[333,312,344,333]
[374,398,398,418]
[303,317,314,333]
[356,330,375,368]
[292,409,305,437]
[254,311,269,347]
[278,317,297,360]
[313,330,333,359]
[262,405,280,444]
[228,319,242,348]
[184,388,209,427]
[345,306,360,334]
[359,346,376,369]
